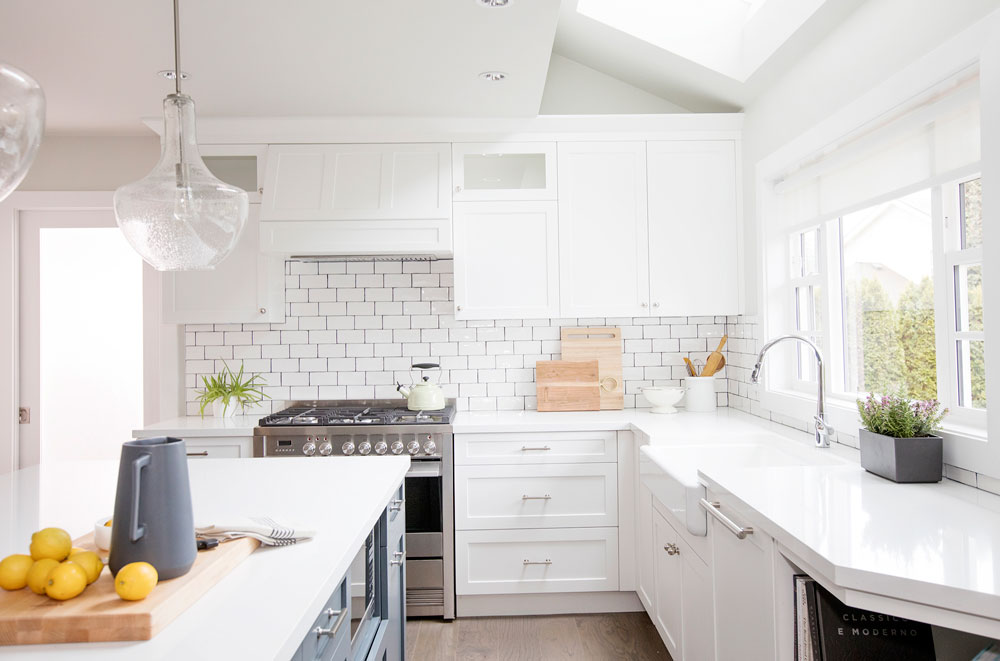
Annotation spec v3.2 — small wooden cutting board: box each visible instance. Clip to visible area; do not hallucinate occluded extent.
[0,533,258,646]
[536,360,601,412]
[560,328,624,410]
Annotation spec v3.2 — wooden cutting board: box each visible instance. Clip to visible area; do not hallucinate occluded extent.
[536,360,601,412]
[560,327,624,410]
[0,533,259,645]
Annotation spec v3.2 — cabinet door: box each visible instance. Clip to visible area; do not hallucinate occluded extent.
[557,142,649,317]
[653,509,682,660]
[635,433,655,614]
[647,141,740,315]
[453,201,559,320]
[261,144,450,221]
[453,142,557,201]
[710,496,775,661]
[201,144,266,203]
[681,540,715,661]
[162,205,285,323]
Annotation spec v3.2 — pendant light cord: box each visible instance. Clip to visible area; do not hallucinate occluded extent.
[173,0,182,95]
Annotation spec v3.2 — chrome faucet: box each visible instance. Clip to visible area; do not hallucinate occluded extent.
[750,334,834,448]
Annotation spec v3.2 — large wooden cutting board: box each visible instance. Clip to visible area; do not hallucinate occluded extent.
[536,360,601,412]
[0,533,258,645]
[560,327,624,410]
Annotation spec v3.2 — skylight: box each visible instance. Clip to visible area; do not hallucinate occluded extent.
[575,0,826,82]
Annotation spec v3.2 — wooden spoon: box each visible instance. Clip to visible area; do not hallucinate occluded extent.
[683,357,697,377]
[701,335,728,377]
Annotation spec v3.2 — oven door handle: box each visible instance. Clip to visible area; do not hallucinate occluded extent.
[406,462,442,478]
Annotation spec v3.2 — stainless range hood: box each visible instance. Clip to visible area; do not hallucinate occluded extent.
[289,254,443,262]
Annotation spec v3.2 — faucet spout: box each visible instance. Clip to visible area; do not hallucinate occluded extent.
[750,334,834,448]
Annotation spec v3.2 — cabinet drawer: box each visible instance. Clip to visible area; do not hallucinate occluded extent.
[184,442,243,459]
[456,527,619,595]
[455,463,618,530]
[454,431,617,465]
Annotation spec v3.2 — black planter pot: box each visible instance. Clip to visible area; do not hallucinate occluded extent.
[859,428,943,483]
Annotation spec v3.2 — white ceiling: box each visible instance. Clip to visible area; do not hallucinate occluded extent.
[0,0,562,135]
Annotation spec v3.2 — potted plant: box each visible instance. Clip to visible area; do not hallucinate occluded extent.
[856,393,948,483]
[195,362,269,418]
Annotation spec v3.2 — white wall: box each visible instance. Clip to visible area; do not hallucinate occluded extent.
[18,135,159,191]
[740,0,1000,314]
[540,54,690,115]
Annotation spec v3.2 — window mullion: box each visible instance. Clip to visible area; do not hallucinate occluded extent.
[932,184,958,408]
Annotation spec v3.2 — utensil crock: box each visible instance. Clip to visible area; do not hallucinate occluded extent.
[109,436,197,580]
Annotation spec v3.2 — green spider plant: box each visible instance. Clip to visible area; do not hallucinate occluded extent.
[195,361,269,417]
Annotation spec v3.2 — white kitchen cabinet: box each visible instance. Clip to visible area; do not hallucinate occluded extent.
[261,143,450,221]
[454,430,618,465]
[557,142,649,317]
[182,436,253,458]
[454,462,618,530]
[453,142,557,201]
[653,508,683,660]
[647,140,740,315]
[201,144,267,203]
[708,491,776,661]
[453,201,559,320]
[635,432,656,613]
[162,205,285,324]
[680,535,715,661]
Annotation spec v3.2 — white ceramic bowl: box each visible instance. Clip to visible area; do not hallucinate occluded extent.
[94,516,112,551]
[642,387,686,414]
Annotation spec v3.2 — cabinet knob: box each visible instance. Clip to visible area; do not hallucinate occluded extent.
[641,302,648,308]
[664,543,680,556]
[455,185,462,193]
[391,551,404,566]
[456,305,462,311]
[653,302,660,308]
[258,187,264,194]
[258,307,267,315]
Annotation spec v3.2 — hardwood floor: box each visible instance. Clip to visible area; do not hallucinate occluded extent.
[405,613,672,661]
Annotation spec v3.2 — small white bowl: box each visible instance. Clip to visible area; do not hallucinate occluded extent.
[642,387,686,414]
[94,517,112,551]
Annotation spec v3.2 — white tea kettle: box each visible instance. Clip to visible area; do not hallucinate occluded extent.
[396,363,446,411]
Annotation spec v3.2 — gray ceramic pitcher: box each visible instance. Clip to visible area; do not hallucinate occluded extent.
[109,436,197,580]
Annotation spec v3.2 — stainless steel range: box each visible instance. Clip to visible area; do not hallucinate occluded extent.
[253,399,456,620]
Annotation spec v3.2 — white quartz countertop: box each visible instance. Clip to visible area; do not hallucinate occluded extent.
[133,415,260,438]
[0,456,409,660]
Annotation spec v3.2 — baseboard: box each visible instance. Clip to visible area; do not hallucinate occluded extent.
[457,591,643,617]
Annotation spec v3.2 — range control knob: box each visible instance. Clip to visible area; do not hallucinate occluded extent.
[358,441,372,456]
[374,441,388,455]
[406,440,421,455]
[391,440,405,455]
[341,441,355,456]
[302,441,316,457]
[318,441,333,456]
[422,440,437,455]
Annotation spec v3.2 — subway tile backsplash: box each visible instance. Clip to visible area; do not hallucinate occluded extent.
[184,259,731,415]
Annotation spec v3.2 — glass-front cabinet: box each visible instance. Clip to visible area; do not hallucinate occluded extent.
[200,144,266,203]
[452,142,557,201]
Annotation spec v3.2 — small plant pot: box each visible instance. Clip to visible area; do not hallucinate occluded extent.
[212,398,239,418]
[859,429,943,483]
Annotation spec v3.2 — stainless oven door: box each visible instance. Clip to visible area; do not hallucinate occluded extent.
[404,460,447,616]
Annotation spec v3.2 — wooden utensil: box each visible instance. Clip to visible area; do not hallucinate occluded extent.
[536,360,601,412]
[701,335,728,377]
[683,357,697,377]
[0,533,258,645]
[560,328,624,410]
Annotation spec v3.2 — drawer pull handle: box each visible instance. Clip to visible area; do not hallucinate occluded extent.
[390,498,404,512]
[391,551,404,566]
[314,608,348,638]
[699,499,753,539]
[664,543,680,556]
[523,559,552,566]
[186,451,209,457]
[521,494,552,500]
[521,445,551,451]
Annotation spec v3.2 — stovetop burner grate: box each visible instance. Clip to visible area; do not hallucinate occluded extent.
[257,402,456,427]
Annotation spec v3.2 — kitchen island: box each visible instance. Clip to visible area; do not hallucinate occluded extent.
[0,455,408,660]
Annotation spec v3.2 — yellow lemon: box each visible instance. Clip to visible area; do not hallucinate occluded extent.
[0,554,34,590]
[45,562,87,600]
[67,551,103,585]
[115,562,158,601]
[70,546,87,555]
[29,528,72,561]
[27,558,60,594]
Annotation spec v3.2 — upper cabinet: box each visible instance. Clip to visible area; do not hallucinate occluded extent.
[558,142,650,318]
[259,143,452,256]
[453,143,557,202]
[200,144,266,203]
[647,141,740,316]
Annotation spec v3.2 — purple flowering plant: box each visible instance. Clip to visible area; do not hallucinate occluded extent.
[856,393,948,438]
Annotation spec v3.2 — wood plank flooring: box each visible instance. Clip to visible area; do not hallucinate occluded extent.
[405,613,672,661]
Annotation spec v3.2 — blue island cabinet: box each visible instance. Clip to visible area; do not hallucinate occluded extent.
[292,481,406,661]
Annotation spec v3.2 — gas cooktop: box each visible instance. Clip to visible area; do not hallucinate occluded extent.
[257,400,456,427]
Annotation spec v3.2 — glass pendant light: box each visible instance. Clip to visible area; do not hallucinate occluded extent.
[114,0,248,271]
[0,63,45,202]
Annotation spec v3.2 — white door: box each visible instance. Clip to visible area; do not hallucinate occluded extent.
[557,142,649,317]
[635,433,656,614]
[647,141,740,315]
[18,208,150,468]
[681,541,715,661]
[453,201,559,320]
[162,205,284,324]
[653,509,683,659]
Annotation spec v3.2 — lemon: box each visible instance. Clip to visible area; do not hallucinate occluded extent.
[70,546,87,555]
[68,551,103,584]
[0,554,34,590]
[45,562,87,600]
[115,562,158,601]
[27,558,60,594]
[29,527,72,561]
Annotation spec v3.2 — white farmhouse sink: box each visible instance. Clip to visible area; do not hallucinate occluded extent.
[640,436,848,536]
